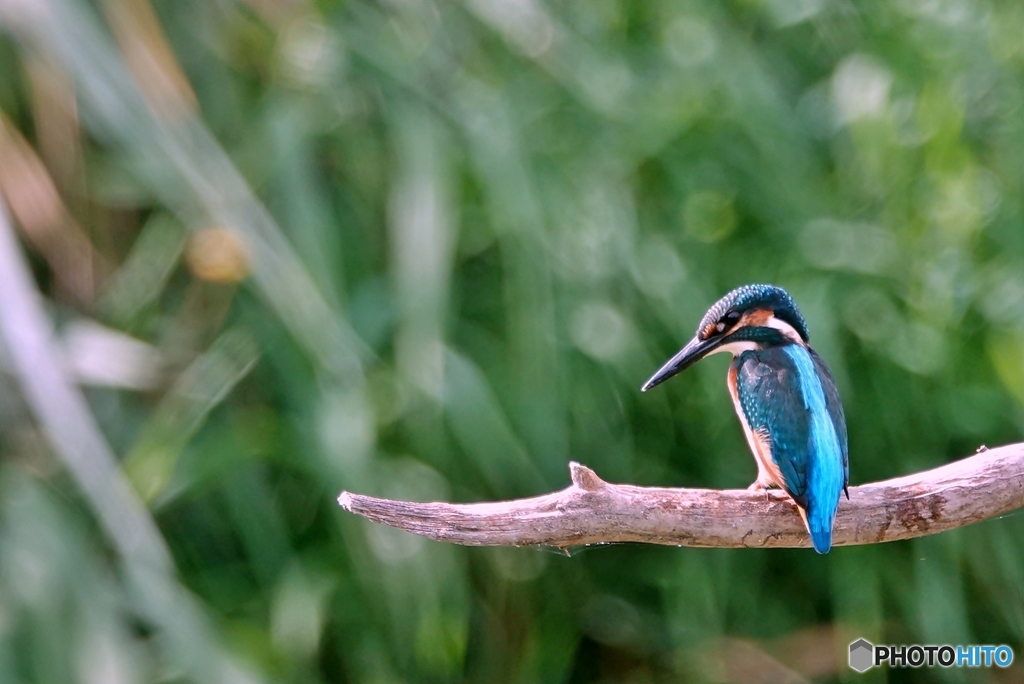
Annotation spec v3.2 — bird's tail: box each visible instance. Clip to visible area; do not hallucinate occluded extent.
[798,499,839,554]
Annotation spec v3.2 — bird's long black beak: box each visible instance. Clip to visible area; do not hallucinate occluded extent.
[641,335,724,392]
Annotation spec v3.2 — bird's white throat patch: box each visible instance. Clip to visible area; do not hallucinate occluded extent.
[709,339,759,357]
[765,314,804,344]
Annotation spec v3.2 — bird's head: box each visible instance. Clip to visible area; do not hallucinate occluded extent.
[641,284,809,392]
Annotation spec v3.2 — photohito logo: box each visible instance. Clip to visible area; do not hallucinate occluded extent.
[849,639,1014,672]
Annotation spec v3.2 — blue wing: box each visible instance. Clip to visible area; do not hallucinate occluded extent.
[734,347,813,505]
[734,344,847,552]
[808,347,849,494]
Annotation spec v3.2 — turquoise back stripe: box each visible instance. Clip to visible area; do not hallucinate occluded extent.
[783,345,845,551]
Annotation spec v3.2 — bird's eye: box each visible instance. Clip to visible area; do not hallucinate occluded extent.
[714,311,741,333]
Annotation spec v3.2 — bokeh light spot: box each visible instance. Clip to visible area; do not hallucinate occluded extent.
[631,233,687,299]
[682,190,736,243]
[800,219,898,275]
[663,16,717,66]
[570,301,632,362]
[186,227,250,283]
[831,55,893,123]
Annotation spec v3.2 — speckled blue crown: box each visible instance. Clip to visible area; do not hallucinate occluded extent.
[697,284,810,342]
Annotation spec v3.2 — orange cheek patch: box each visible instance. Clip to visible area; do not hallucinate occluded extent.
[702,323,718,339]
[740,308,772,327]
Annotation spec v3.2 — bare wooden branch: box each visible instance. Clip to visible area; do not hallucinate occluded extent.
[337,443,1024,550]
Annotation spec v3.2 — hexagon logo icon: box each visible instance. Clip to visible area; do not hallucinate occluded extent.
[849,638,874,672]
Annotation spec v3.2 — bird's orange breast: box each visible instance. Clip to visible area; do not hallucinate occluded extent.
[727,363,786,491]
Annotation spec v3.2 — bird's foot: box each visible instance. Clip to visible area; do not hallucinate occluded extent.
[748,480,773,503]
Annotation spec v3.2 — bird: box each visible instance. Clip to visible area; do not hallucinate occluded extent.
[641,284,848,553]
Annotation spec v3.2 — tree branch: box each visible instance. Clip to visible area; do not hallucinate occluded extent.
[337,443,1024,550]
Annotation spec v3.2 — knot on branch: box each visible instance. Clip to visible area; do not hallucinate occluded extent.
[569,462,606,492]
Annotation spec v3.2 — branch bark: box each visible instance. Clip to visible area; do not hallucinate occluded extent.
[338,443,1024,550]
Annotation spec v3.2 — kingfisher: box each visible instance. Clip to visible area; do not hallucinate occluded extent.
[641,284,848,553]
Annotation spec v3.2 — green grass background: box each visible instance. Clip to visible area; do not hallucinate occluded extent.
[0,0,1023,681]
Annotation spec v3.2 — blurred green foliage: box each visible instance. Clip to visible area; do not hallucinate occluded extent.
[1,0,1023,682]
